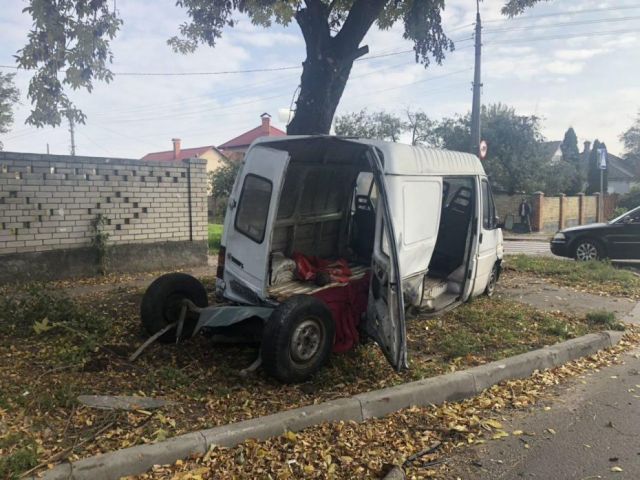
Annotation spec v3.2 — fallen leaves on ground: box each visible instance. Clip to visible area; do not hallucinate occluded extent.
[0,271,634,478]
[134,332,640,479]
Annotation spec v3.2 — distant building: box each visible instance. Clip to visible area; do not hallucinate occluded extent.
[607,154,637,194]
[217,113,286,155]
[141,138,228,176]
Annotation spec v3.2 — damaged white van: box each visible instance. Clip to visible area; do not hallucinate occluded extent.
[141,136,503,383]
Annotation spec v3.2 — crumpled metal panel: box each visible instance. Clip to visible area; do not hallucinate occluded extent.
[192,305,273,336]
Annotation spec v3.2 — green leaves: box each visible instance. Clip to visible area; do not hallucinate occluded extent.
[16,0,122,127]
[0,72,19,150]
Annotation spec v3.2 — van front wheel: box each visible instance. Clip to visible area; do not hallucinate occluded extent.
[261,295,334,383]
[484,264,499,297]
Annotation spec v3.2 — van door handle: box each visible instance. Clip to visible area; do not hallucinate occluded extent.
[479,233,483,244]
[229,254,244,269]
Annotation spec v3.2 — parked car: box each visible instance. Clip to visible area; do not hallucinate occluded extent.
[550,206,640,261]
[141,136,504,383]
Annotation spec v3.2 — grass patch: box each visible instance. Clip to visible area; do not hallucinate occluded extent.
[208,223,223,254]
[586,310,625,331]
[507,254,640,298]
[415,297,596,364]
[0,434,38,480]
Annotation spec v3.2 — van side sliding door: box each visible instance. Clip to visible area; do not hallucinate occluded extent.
[364,148,408,371]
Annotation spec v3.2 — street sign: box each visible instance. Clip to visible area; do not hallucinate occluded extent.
[598,147,607,170]
[479,140,488,160]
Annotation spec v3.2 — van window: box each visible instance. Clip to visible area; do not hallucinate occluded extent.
[277,164,304,220]
[235,174,272,243]
[481,179,496,230]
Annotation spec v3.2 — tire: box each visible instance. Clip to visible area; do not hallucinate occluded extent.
[261,295,335,383]
[573,238,603,262]
[141,273,208,343]
[484,264,499,297]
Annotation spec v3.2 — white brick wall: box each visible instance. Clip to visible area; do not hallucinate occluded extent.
[0,152,208,255]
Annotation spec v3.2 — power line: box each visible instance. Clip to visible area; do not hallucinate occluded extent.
[484,27,640,44]
[0,36,473,77]
[484,15,640,33]
[483,4,640,24]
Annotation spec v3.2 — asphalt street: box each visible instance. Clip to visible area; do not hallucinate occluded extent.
[446,345,640,480]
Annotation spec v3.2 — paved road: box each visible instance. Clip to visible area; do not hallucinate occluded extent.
[504,240,552,256]
[446,345,640,480]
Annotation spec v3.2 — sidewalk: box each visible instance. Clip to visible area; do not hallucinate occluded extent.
[503,232,552,242]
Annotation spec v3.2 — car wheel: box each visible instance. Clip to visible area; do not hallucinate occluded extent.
[261,295,334,383]
[484,264,499,297]
[141,273,208,342]
[574,239,602,261]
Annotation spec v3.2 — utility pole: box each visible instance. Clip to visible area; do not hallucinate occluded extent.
[470,0,482,156]
[67,113,76,156]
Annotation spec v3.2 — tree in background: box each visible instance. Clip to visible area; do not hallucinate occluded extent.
[586,139,608,195]
[405,110,438,146]
[334,109,437,145]
[559,127,583,194]
[620,110,640,175]
[334,109,404,142]
[209,155,242,200]
[0,73,20,150]
[433,104,547,194]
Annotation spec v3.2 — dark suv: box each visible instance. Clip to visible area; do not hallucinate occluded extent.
[550,206,640,261]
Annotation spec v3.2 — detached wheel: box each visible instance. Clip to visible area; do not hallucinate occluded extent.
[574,239,602,261]
[141,273,208,343]
[485,264,499,297]
[261,295,334,383]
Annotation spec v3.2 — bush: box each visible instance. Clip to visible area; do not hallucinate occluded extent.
[619,186,640,210]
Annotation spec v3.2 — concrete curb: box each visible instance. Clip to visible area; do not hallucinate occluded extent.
[41,331,625,480]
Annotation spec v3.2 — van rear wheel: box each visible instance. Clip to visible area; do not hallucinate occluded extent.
[261,295,334,383]
[141,273,208,343]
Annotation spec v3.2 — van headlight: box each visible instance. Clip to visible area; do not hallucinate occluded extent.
[552,232,566,241]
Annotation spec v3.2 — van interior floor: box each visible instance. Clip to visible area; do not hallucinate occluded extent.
[421,275,463,312]
[267,264,369,302]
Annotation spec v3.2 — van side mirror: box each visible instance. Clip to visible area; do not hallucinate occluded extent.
[495,216,504,229]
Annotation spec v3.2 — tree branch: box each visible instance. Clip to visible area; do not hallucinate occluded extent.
[333,0,388,55]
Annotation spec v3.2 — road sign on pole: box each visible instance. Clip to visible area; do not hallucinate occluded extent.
[598,147,607,170]
[597,147,606,221]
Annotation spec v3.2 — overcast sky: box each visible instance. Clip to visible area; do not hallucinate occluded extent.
[1,0,639,158]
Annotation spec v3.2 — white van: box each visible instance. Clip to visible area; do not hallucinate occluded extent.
[141,136,503,383]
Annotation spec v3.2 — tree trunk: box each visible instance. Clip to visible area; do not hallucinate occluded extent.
[287,0,386,135]
[286,54,354,135]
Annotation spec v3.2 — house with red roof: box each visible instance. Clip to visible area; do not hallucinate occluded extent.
[141,139,228,178]
[217,113,286,154]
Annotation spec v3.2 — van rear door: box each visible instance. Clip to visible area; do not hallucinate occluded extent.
[223,146,290,301]
[364,147,407,371]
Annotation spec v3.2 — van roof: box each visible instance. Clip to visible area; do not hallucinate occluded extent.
[253,135,486,176]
